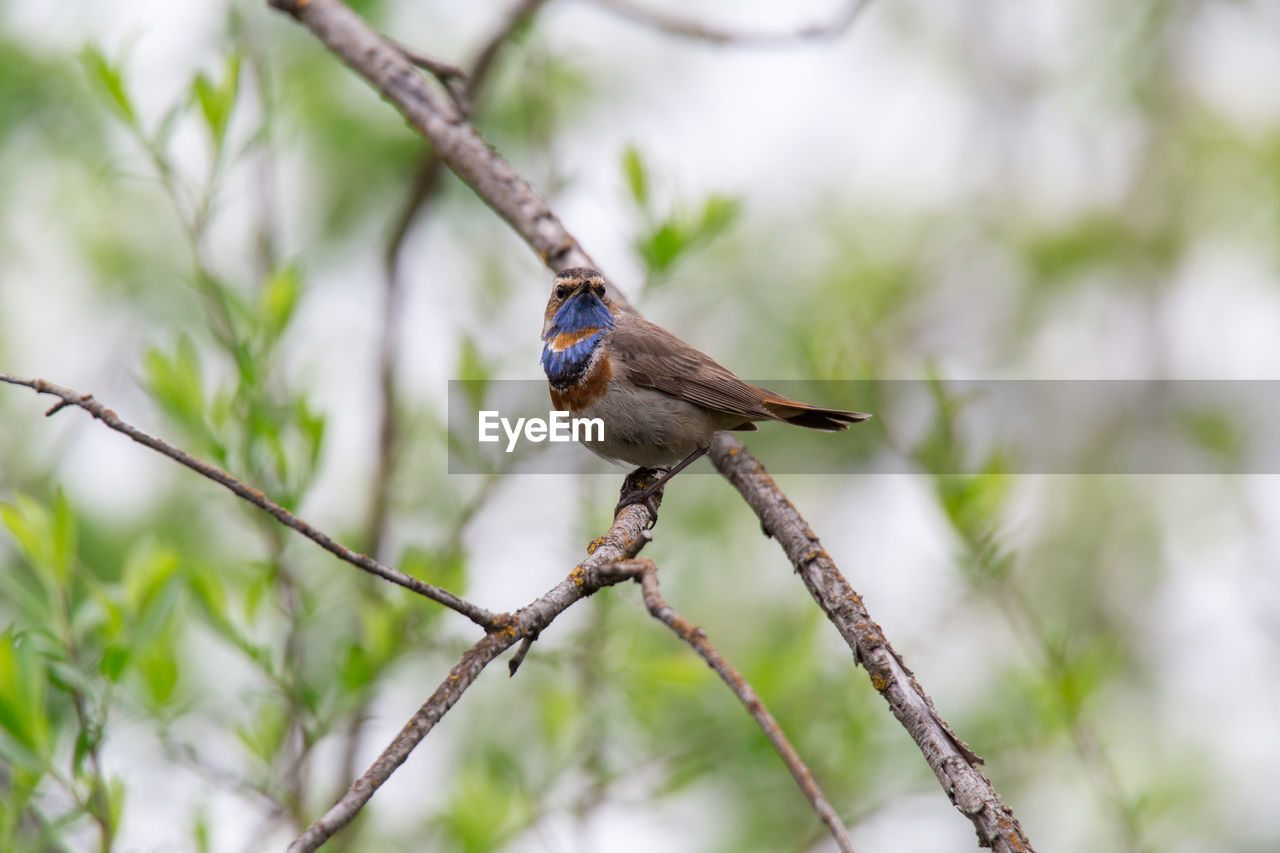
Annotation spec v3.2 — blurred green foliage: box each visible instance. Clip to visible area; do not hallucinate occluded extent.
[2,1,1279,852]
[623,145,741,292]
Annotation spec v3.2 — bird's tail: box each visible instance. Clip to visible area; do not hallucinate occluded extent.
[754,387,871,432]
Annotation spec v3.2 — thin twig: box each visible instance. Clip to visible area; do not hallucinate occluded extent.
[286,505,657,853]
[583,0,873,47]
[709,432,1035,853]
[266,0,637,312]
[0,373,498,630]
[507,634,538,676]
[600,558,857,853]
[386,38,466,83]
[383,38,469,110]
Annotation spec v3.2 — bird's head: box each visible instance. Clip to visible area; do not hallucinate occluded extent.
[542,268,614,340]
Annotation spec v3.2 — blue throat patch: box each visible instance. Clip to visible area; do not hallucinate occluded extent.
[541,293,615,386]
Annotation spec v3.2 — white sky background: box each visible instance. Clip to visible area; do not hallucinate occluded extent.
[3,0,1280,851]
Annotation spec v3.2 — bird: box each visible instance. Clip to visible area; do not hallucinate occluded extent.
[540,267,870,516]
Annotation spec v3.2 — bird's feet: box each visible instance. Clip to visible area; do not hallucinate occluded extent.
[615,466,666,524]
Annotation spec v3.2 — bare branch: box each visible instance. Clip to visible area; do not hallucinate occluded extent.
[266,0,637,313]
[0,373,498,630]
[602,558,857,853]
[709,432,1035,852]
[287,508,657,853]
[583,0,873,47]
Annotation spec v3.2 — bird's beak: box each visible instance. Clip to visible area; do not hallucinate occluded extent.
[572,280,593,298]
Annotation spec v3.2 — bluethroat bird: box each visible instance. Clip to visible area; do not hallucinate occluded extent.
[541,268,869,516]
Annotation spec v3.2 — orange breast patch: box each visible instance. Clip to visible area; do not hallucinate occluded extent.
[550,353,613,411]
[551,327,604,352]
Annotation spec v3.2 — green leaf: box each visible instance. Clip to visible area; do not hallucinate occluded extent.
[236,701,288,764]
[622,145,649,206]
[100,644,130,682]
[640,221,685,276]
[936,465,1011,539]
[72,727,93,779]
[260,264,302,342]
[192,809,213,853]
[142,334,207,434]
[192,74,217,128]
[296,401,327,473]
[122,543,180,612]
[138,647,179,706]
[457,335,492,411]
[693,194,740,244]
[625,152,740,281]
[1,497,54,578]
[243,570,273,624]
[0,629,53,770]
[338,642,369,690]
[121,542,181,648]
[108,775,127,836]
[1,492,74,591]
[79,46,135,124]
[186,565,228,624]
[51,490,77,587]
[191,52,241,150]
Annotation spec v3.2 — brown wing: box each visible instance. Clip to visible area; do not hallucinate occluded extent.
[609,314,872,432]
[608,314,777,422]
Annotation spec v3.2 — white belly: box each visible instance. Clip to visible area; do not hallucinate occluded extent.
[572,382,735,468]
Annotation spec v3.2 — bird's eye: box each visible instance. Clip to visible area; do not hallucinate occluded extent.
[555,285,569,299]
[592,283,606,297]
